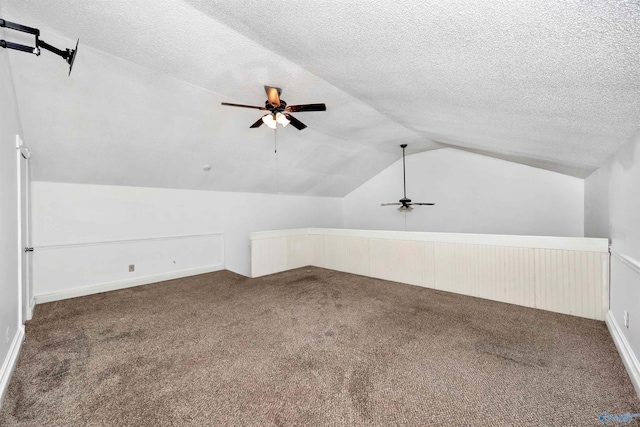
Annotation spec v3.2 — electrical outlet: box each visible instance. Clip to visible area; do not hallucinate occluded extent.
[129,264,135,272]
[624,310,630,329]
[5,327,9,344]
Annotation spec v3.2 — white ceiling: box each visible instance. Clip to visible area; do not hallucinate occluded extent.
[3,0,639,196]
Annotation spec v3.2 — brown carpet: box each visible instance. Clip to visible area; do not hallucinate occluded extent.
[1,267,638,426]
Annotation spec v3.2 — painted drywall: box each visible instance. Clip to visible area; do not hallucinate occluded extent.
[7,1,640,180]
[33,234,226,303]
[585,129,640,394]
[584,165,611,239]
[0,15,24,404]
[31,182,342,298]
[5,5,424,198]
[585,127,640,257]
[343,148,584,237]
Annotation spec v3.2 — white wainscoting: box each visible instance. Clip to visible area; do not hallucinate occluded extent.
[34,232,225,303]
[250,228,609,320]
[250,229,309,277]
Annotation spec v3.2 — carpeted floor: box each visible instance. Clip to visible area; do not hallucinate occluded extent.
[1,267,638,426]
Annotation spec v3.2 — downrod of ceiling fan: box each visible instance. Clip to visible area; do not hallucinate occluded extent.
[401,144,408,199]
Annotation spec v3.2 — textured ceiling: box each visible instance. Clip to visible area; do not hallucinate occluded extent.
[3,0,640,196]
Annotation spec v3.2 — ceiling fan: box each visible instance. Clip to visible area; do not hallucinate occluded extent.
[221,86,326,130]
[382,144,435,212]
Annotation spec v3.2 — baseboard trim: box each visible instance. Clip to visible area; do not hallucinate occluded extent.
[27,298,35,321]
[0,326,25,408]
[606,310,640,398]
[34,264,225,304]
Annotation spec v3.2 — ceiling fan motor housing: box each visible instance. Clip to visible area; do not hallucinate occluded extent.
[266,99,286,111]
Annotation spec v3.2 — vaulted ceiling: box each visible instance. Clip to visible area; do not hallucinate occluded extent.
[3,0,639,196]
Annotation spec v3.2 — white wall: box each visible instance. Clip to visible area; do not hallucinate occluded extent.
[0,11,25,405]
[585,129,640,396]
[584,165,610,239]
[343,148,584,237]
[585,131,640,259]
[31,182,342,299]
[30,149,587,303]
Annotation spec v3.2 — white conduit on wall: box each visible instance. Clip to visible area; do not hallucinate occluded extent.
[251,228,610,321]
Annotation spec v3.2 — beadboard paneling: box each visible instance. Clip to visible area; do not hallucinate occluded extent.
[250,229,609,320]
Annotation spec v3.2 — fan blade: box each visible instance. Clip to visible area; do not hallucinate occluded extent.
[284,114,307,130]
[250,116,265,128]
[222,102,268,110]
[286,103,327,113]
[410,203,435,206]
[381,203,402,206]
[265,86,281,107]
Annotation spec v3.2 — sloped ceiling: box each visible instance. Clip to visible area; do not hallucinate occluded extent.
[3,0,640,196]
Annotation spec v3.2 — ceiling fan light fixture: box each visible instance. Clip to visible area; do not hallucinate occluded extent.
[398,205,413,212]
[262,113,277,129]
[221,86,326,131]
[275,112,290,127]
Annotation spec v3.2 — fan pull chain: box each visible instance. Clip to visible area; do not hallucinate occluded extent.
[274,128,279,193]
[404,211,407,231]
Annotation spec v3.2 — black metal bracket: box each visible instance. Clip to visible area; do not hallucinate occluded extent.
[0,18,78,75]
